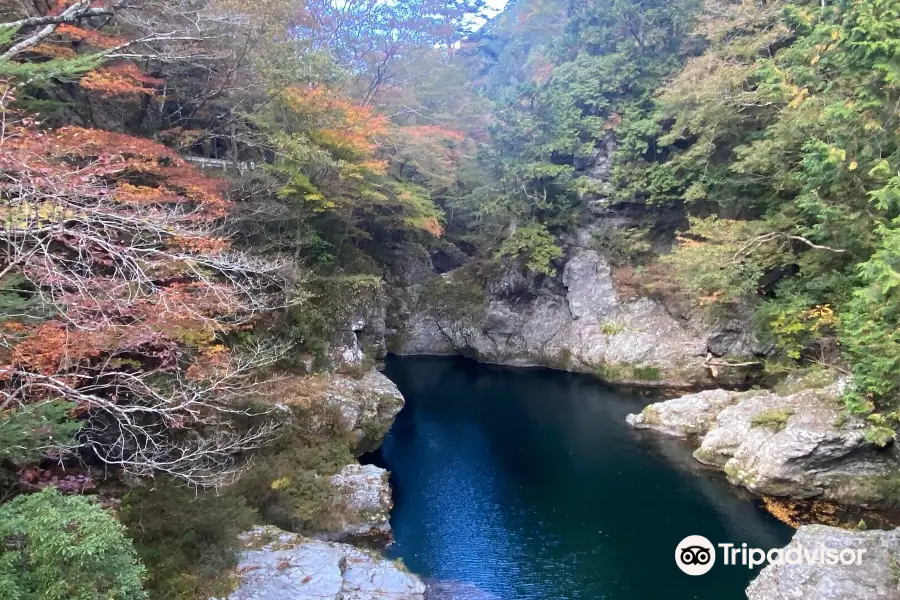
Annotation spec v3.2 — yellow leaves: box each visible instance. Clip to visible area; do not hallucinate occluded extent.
[806,304,837,331]
[270,477,291,490]
[406,216,444,238]
[699,291,724,306]
[788,86,809,109]
[849,160,858,171]
[831,29,841,41]
[1,201,76,231]
[811,54,821,66]
[675,235,704,247]
[828,146,847,163]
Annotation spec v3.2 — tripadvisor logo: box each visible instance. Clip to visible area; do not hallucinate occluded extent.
[675,535,868,576]
[675,535,716,576]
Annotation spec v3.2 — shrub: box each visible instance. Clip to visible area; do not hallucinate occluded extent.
[496,222,562,276]
[230,404,355,534]
[120,481,256,600]
[0,487,146,600]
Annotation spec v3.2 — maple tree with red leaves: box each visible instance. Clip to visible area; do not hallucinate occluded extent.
[0,116,299,486]
[0,3,304,487]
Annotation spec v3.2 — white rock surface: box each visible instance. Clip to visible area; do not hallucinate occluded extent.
[222,526,425,600]
[625,388,743,436]
[321,370,405,454]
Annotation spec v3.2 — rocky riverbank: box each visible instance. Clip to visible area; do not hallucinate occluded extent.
[215,367,416,599]
[626,377,900,508]
[384,235,767,389]
[746,525,900,600]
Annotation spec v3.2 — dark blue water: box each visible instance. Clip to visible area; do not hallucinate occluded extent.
[376,356,793,600]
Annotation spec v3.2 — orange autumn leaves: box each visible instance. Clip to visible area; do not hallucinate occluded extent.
[0,123,251,398]
[2,126,230,220]
[276,85,464,238]
[282,86,388,167]
[80,63,165,97]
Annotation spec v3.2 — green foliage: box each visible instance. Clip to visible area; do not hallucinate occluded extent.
[496,222,562,276]
[761,296,837,361]
[600,321,623,336]
[455,0,699,256]
[0,52,104,81]
[840,214,900,411]
[120,483,255,600]
[419,266,487,323]
[231,403,354,534]
[0,488,146,600]
[864,425,897,448]
[662,217,782,306]
[595,0,900,416]
[0,273,49,322]
[0,401,81,463]
[591,225,654,265]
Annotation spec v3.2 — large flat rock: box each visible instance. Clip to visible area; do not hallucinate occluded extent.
[221,526,425,600]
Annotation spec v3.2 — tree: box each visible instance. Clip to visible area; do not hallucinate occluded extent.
[1,2,303,487]
[0,487,146,600]
[304,0,487,105]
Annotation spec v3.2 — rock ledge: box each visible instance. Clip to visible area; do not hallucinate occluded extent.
[220,526,425,600]
[626,379,900,507]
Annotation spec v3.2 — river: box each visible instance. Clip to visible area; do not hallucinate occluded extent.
[372,356,793,600]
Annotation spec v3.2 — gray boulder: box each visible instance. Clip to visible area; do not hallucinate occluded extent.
[697,380,900,506]
[222,526,425,600]
[275,370,404,455]
[625,389,742,437]
[746,525,900,600]
[319,464,392,544]
[326,285,387,371]
[627,379,900,507]
[320,371,405,454]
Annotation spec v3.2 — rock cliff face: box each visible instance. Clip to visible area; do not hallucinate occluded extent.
[222,526,426,600]
[276,369,405,455]
[627,379,900,508]
[746,525,900,600]
[265,370,402,543]
[388,245,761,387]
[320,464,392,544]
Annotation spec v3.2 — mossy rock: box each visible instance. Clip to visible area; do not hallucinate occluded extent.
[750,407,794,432]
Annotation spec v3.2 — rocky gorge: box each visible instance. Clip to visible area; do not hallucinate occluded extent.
[214,268,900,600]
[385,240,763,389]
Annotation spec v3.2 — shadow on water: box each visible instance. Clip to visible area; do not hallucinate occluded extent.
[372,355,793,600]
